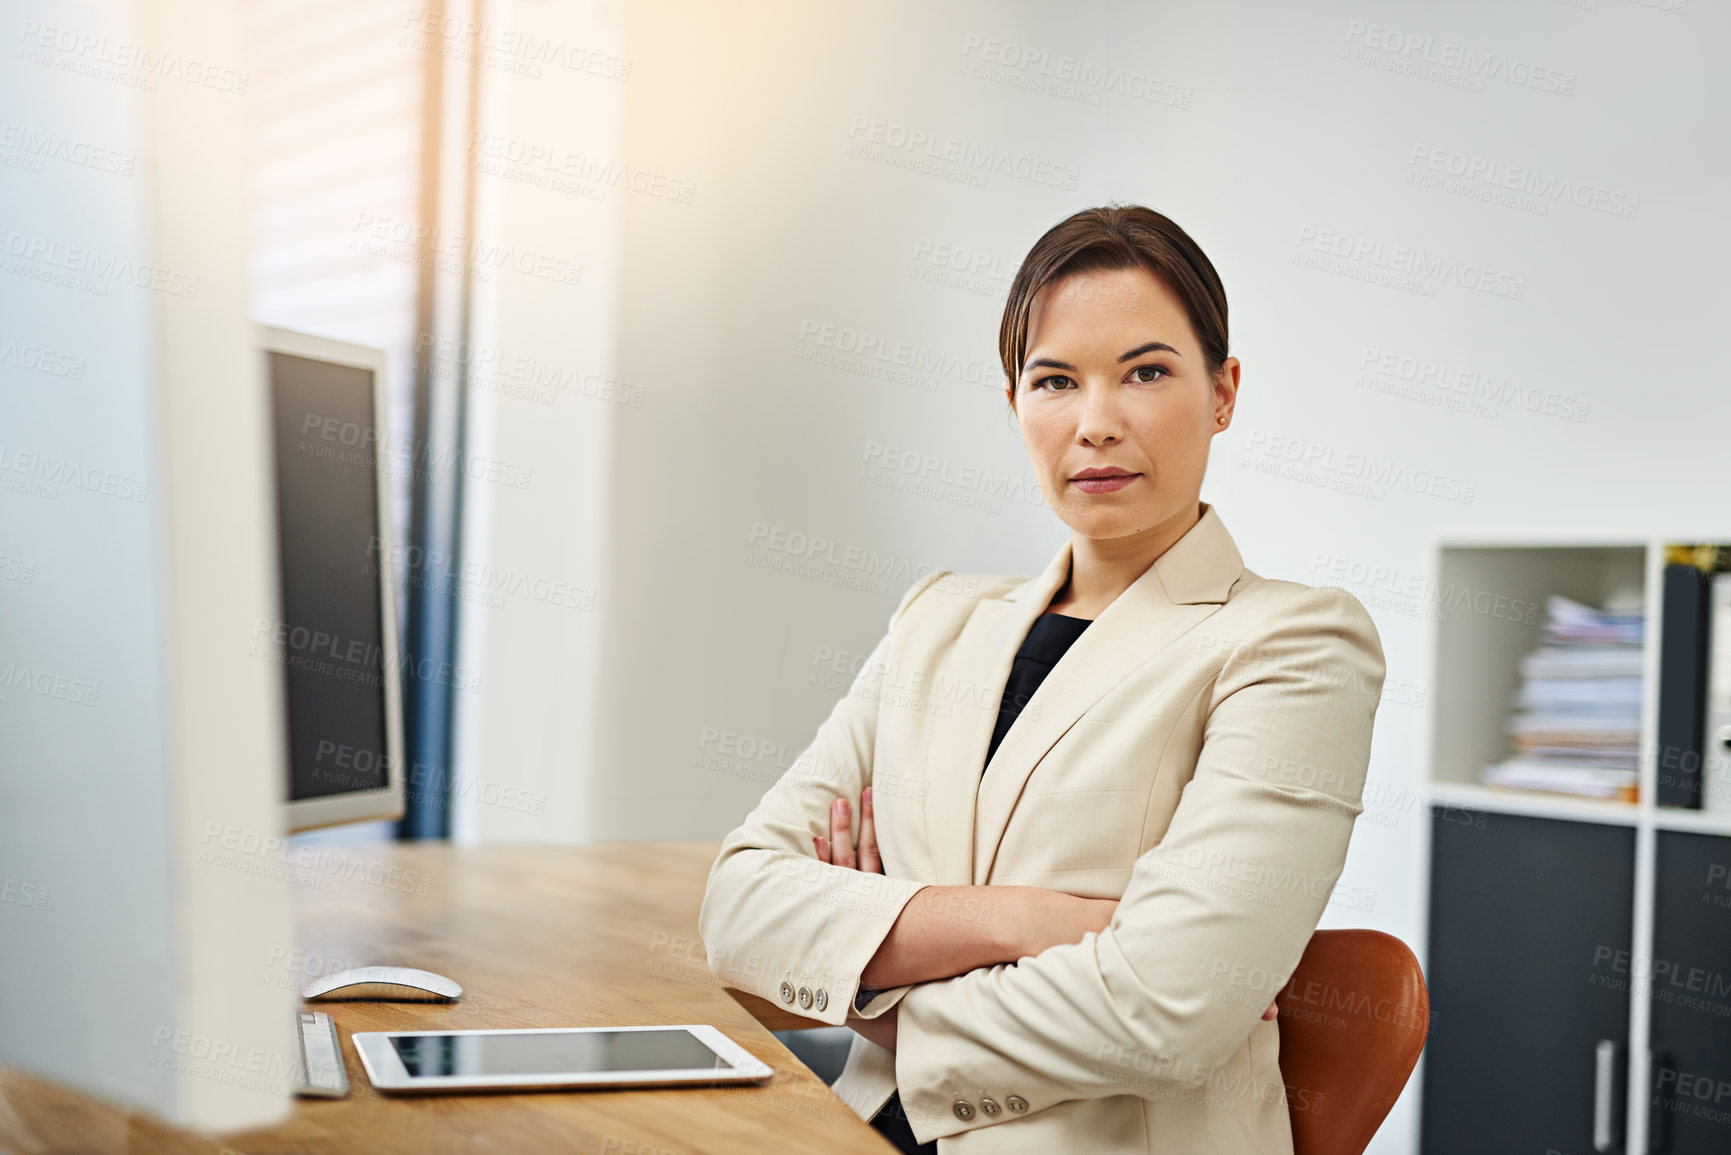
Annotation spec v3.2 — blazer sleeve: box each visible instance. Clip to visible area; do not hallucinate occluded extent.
[697,569,949,1027]
[891,584,1386,1141]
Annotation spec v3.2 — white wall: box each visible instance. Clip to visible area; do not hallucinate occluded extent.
[459,2,1729,1147]
[450,0,630,843]
[0,0,295,1132]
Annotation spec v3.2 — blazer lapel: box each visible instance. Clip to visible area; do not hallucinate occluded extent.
[921,541,1074,887]
[970,503,1246,883]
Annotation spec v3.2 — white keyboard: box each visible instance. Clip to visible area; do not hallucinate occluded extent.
[293,1010,350,1098]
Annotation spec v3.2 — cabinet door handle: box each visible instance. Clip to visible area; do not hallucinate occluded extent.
[1593,1039,1617,1152]
[1648,1051,1676,1154]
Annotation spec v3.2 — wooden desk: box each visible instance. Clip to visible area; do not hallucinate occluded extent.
[0,843,892,1154]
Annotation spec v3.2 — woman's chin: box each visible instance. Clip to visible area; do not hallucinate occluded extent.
[1057,510,1153,541]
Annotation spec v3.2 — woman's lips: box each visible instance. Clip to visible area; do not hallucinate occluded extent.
[1070,473,1140,494]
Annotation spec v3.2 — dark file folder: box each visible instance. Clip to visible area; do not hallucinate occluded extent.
[1656,563,1711,807]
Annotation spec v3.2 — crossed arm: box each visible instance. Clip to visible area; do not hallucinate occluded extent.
[815,788,1278,1052]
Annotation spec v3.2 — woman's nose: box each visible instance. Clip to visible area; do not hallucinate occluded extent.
[1075,387,1124,445]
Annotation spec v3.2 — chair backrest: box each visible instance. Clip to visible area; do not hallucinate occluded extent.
[1275,929,1430,1155]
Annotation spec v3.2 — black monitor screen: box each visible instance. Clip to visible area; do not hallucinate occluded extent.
[266,351,390,801]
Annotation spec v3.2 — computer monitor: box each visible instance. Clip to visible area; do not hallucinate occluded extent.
[259,326,406,833]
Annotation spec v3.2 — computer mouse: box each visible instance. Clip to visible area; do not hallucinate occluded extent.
[302,966,463,1002]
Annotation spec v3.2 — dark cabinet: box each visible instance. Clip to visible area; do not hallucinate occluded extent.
[1647,831,1731,1153]
[1422,806,1636,1155]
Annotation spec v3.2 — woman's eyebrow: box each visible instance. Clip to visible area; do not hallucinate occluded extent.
[1118,341,1180,362]
[1022,341,1182,374]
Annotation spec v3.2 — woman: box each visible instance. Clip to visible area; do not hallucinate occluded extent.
[698,205,1386,1153]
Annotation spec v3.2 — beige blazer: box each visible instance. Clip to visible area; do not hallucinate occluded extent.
[699,502,1386,1152]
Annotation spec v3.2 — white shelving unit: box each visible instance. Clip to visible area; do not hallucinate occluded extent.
[1416,529,1731,1154]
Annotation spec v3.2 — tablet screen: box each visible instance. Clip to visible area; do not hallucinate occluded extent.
[388,1029,734,1078]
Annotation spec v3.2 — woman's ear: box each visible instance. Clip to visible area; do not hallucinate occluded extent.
[1212,357,1241,417]
[1003,376,1016,410]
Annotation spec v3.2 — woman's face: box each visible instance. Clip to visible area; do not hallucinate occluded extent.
[1010,265,1239,542]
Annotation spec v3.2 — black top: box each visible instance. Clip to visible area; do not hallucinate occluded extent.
[868,610,1091,1155]
[985,612,1093,770]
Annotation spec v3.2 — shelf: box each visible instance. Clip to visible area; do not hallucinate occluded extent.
[1424,781,1640,827]
[1427,783,1731,835]
[1651,806,1731,838]
[1432,529,1650,550]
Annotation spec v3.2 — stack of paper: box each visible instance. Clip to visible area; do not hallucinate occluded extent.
[1483,595,1644,802]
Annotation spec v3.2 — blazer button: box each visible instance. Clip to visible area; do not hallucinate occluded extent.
[797,986,812,1010]
[952,1100,975,1122]
[979,1097,1000,1116]
[813,989,828,1012]
[1005,1094,1028,1113]
[779,981,795,1004]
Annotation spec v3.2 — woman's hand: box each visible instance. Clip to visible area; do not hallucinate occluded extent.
[813,788,881,873]
[810,789,899,1048]
[1013,890,1119,959]
[849,1006,898,1051]
[1014,892,1277,1019]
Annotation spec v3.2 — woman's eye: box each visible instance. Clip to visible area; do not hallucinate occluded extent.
[1032,375,1075,391]
[1131,365,1168,383]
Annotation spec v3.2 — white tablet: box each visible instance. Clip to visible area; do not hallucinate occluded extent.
[352,1025,774,1094]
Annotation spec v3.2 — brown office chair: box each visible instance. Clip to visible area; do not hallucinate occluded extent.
[1275,929,1430,1155]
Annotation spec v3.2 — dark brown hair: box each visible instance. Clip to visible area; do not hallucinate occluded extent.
[998,205,1230,402]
